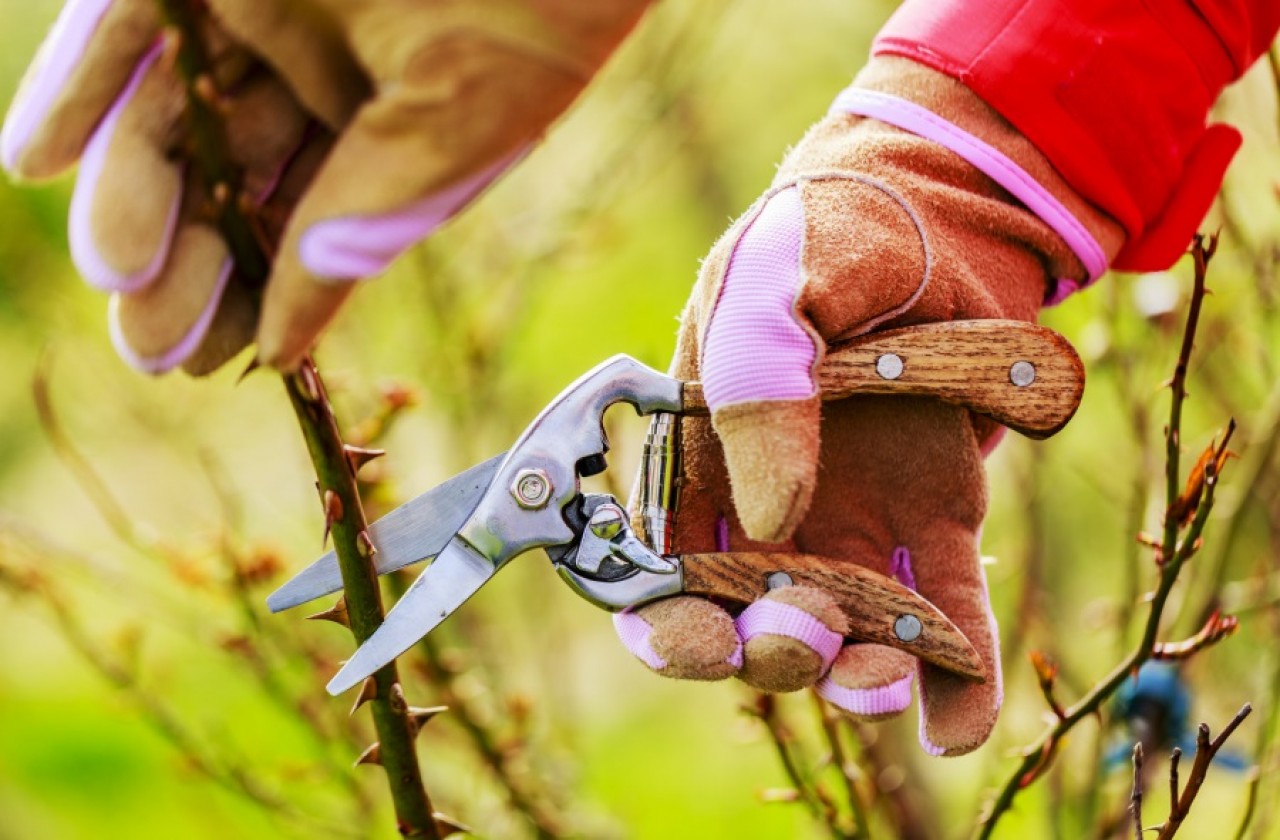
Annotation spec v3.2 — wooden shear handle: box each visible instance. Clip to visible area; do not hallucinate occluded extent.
[680,552,986,682]
[682,320,1084,439]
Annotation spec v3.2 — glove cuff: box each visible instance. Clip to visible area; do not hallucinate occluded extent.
[872,1,1271,271]
[847,56,1125,303]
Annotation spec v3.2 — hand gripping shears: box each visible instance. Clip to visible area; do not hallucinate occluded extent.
[267,320,1084,695]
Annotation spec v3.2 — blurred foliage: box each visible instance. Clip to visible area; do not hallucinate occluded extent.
[0,2,1278,838]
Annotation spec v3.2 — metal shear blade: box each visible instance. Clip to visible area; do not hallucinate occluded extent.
[265,451,506,612]
[326,536,495,694]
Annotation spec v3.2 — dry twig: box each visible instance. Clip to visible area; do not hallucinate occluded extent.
[1129,743,1145,840]
[977,237,1240,838]
[1155,704,1252,838]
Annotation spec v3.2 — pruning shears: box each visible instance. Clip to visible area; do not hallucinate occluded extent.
[267,320,1084,696]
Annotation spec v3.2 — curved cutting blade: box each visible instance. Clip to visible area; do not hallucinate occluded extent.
[327,536,495,695]
[266,452,505,613]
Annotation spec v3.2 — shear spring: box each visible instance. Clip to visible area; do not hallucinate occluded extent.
[637,412,680,555]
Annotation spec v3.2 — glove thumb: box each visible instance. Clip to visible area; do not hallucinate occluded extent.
[696,185,823,544]
[712,396,821,543]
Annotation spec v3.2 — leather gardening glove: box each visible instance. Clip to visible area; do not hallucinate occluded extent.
[613,57,1125,756]
[2,0,650,374]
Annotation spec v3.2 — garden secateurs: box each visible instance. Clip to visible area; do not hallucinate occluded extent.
[267,320,1085,695]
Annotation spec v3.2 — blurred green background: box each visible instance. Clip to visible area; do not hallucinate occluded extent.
[1,2,1279,838]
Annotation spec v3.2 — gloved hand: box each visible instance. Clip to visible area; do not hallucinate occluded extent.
[614,57,1123,756]
[3,0,650,374]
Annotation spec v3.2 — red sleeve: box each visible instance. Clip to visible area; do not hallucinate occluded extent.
[873,0,1280,272]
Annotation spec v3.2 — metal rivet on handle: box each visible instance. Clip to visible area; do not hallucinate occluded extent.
[876,353,904,380]
[894,614,923,643]
[766,571,794,590]
[511,468,553,509]
[1009,360,1037,387]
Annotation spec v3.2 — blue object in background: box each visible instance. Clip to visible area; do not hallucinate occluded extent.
[1105,662,1250,772]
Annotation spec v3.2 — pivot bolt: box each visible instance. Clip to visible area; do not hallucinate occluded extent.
[511,469,553,509]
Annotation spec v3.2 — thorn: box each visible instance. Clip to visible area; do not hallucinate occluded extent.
[380,382,418,411]
[388,682,408,714]
[298,363,324,403]
[306,596,349,628]
[322,490,344,547]
[408,705,448,734]
[345,445,387,475]
[159,26,182,69]
[433,813,473,837]
[193,73,218,104]
[349,676,377,716]
[357,530,377,560]
[237,357,261,384]
[354,741,382,767]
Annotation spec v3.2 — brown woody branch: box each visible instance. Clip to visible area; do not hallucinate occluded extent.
[977,237,1238,838]
[154,0,440,834]
[1155,704,1252,839]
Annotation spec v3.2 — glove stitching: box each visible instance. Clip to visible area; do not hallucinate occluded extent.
[790,170,934,340]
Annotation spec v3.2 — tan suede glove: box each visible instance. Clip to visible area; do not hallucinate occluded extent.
[2,0,650,374]
[613,57,1124,756]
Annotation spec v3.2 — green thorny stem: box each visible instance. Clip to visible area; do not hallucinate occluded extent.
[155,1,440,835]
[976,236,1237,839]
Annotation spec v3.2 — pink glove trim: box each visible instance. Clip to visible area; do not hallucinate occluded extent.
[69,42,179,293]
[829,88,1107,304]
[612,607,744,671]
[0,0,115,173]
[734,599,843,671]
[612,609,667,671]
[701,173,934,411]
[715,514,730,552]
[817,672,914,717]
[106,257,233,374]
[699,186,817,409]
[297,146,527,283]
[889,545,917,590]
[978,425,1008,459]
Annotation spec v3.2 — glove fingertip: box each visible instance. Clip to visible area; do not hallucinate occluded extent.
[108,255,233,375]
[617,598,742,681]
[713,396,821,543]
[255,259,355,373]
[69,42,180,293]
[5,0,160,179]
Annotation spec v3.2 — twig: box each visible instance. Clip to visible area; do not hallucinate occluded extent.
[1151,610,1238,660]
[1030,650,1067,721]
[1130,743,1145,840]
[745,693,851,837]
[1233,767,1260,840]
[154,1,440,834]
[1162,236,1216,554]
[977,237,1236,838]
[0,565,360,838]
[1155,704,1253,838]
[414,631,566,839]
[32,355,139,547]
[812,692,871,839]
